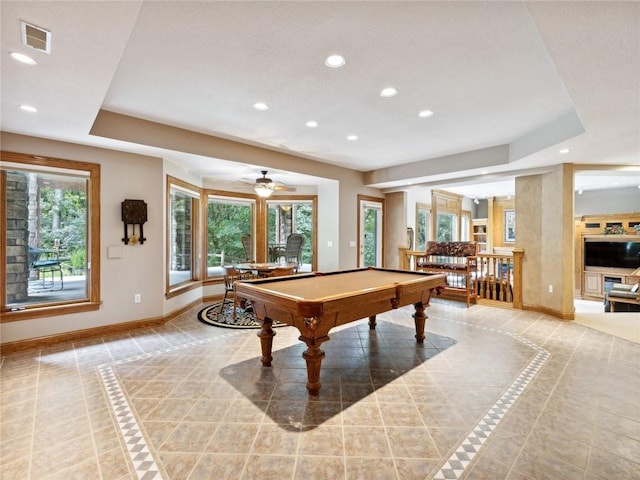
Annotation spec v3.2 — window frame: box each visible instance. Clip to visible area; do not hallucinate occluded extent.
[415,202,431,250]
[166,176,202,296]
[265,196,317,270]
[431,189,463,242]
[461,210,471,241]
[204,190,257,279]
[1,151,101,322]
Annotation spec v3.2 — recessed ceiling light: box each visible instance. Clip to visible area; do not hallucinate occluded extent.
[418,110,434,118]
[347,135,358,141]
[305,121,318,128]
[253,102,269,111]
[325,54,345,68]
[10,52,36,65]
[380,87,398,98]
[559,148,571,154]
[19,104,37,112]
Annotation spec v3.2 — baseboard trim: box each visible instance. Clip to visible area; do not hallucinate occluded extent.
[1,294,575,355]
[522,303,575,321]
[0,297,205,355]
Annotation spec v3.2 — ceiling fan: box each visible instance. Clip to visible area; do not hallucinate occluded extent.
[244,170,296,197]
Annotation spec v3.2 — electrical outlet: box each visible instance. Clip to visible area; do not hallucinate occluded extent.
[548,284,553,294]
[134,293,141,303]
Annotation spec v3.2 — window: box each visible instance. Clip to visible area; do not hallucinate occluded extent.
[416,203,431,250]
[206,194,255,277]
[436,213,458,241]
[432,190,462,242]
[267,199,315,270]
[1,151,100,320]
[461,211,471,241]
[167,177,200,290]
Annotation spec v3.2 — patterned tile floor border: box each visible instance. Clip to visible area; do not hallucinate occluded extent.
[97,332,243,480]
[432,321,550,479]
[96,322,549,480]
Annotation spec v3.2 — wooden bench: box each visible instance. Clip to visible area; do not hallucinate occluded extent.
[414,241,478,307]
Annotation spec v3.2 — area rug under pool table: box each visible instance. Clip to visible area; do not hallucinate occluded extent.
[197,301,287,329]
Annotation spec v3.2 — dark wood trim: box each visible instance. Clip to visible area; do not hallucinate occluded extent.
[165,280,203,299]
[1,302,101,323]
[0,297,206,355]
[1,151,101,313]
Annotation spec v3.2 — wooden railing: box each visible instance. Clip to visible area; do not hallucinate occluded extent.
[400,247,523,309]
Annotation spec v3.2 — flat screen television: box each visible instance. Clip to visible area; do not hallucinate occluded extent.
[584,241,640,269]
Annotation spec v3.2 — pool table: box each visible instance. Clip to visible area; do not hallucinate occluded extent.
[234,267,446,394]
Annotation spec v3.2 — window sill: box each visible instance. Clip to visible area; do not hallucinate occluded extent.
[1,301,101,322]
[166,280,202,299]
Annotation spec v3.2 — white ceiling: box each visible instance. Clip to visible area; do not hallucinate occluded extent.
[1,1,639,199]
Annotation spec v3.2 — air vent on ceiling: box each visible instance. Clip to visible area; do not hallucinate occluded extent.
[20,21,51,53]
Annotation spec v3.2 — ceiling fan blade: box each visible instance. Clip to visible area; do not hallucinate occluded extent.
[237,169,296,193]
[273,185,296,192]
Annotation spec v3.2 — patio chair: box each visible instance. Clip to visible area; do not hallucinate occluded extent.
[241,234,252,261]
[29,246,64,290]
[283,233,305,272]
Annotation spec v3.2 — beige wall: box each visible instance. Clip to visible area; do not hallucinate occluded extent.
[384,191,407,269]
[91,111,384,270]
[1,128,584,345]
[1,133,165,343]
[516,164,575,318]
[1,130,384,344]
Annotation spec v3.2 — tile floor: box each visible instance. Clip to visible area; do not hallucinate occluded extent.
[1,300,639,479]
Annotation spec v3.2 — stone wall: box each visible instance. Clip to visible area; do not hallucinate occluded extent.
[5,171,29,304]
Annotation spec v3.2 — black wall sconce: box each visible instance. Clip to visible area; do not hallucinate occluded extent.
[121,199,147,245]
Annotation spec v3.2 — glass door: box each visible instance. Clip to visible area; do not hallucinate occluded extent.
[359,197,384,267]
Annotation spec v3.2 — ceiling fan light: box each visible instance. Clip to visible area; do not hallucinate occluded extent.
[254,185,274,197]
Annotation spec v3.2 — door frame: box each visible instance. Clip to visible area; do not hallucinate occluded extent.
[357,194,385,268]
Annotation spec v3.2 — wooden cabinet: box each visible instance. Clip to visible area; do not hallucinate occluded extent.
[472,219,489,252]
[582,269,636,299]
[583,272,603,296]
[575,213,640,299]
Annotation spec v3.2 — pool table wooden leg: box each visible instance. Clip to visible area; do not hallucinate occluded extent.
[257,317,275,366]
[413,301,427,344]
[300,335,328,395]
[368,315,377,329]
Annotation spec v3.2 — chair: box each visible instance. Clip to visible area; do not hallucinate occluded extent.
[29,246,64,290]
[220,266,254,318]
[282,233,305,271]
[241,235,252,261]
